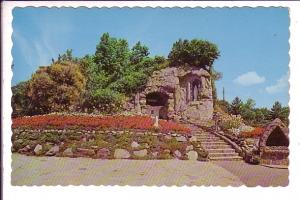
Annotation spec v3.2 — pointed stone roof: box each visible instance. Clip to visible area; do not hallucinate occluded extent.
[259,118,289,148]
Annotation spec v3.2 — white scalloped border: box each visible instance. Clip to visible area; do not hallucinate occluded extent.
[2,1,300,200]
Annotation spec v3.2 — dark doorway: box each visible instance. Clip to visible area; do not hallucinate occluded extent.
[146,92,168,119]
[266,127,289,146]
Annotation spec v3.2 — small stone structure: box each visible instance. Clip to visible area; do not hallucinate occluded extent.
[128,67,214,121]
[259,118,289,166]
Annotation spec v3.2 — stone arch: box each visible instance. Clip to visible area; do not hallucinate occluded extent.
[146,92,168,106]
[145,91,169,119]
[259,118,289,148]
[266,126,289,146]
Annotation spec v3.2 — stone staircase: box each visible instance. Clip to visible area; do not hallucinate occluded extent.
[195,130,242,161]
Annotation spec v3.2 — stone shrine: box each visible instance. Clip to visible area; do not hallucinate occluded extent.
[129,66,214,121]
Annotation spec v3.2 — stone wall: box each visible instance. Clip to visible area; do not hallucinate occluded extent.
[12,128,208,161]
[129,67,214,121]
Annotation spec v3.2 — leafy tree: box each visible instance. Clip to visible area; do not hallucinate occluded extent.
[268,101,289,125]
[229,97,243,115]
[28,68,56,114]
[27,61,86,114]
[130,41,150,64]
[94,33,130,81]
[82,88,124,113]
[11,81,31,117]
[240,98,256,124]
[168,39,220,70]
[253,107,269,126]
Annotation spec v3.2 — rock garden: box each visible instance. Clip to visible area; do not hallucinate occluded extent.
[12,114,208,161]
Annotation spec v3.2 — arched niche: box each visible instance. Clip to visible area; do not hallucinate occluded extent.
[191,79,201,101]
[145,91,169,119]
[266,126,289,146]
[179,74,202,103]
[146,92,168,106]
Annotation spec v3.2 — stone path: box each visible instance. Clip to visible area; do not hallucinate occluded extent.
[12,154,243,186]
[213,161,289,187]
[11,154,288,186]
[188,125,242,161]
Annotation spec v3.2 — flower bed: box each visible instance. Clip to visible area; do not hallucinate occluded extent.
[12,114,191,134]
[240,127,264,138]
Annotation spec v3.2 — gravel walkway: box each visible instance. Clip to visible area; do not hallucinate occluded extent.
[11,154,287,186]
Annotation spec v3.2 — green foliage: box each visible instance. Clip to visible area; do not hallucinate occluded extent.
[224,97,289,126]
[82,33,168,113]
[268,101,289,125]
[89,88,125,113]
[13,33,223,116]
[11,81,31,117]
[229,97,243,115]
[240,98,256,124]
[220,114,243,130]
[94,32,130,80]
[26,61,86,115]
[130,41,150,64]
[168,39,220,69]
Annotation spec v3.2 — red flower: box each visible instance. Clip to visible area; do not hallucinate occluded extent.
[240,127,264,138]
[12,114,191,135]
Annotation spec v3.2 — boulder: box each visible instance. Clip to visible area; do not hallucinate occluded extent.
[151,152,158,158]
[131,141,140,148]
[114,149,130,159]
[18,145,31,154]
[133,149,147,157]
[186,145,194,151]
[77,148,95,157]
[189,136,198,142]
[187,150,198,161]
[34,144,43,155]
[163,149,171,154]
[174,150,182,158]
[96,148,110,159]
[164,135,172,140]
[176,136,187,142]
[63,148,74,157]
[45,145,60,156]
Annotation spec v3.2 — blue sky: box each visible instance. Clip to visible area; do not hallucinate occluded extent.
[12,8,289,108]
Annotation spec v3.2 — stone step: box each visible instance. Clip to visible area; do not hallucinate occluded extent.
[209,156,243,161]
[209,152,240,158]
[197,137,220,141]
[206,149,236,154]
[201,141,228,145]
[202,144,232,149]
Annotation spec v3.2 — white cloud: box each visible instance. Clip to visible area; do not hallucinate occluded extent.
[233,71,266,86]
[265,72,289,94]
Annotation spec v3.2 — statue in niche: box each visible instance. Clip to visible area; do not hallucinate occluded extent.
[191,79,201,101]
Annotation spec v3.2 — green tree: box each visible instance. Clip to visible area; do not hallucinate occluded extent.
[229,97,243,115]
[268,101,289,125]
[240,98,256,124]
[168,39,220,69]
[130,41,150,64]
[253,107,269,126]
[94,33,130,81]
[11,81,31,117]
[28,61,86,114]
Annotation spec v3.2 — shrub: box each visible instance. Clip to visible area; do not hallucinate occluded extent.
[220,114,243,130]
